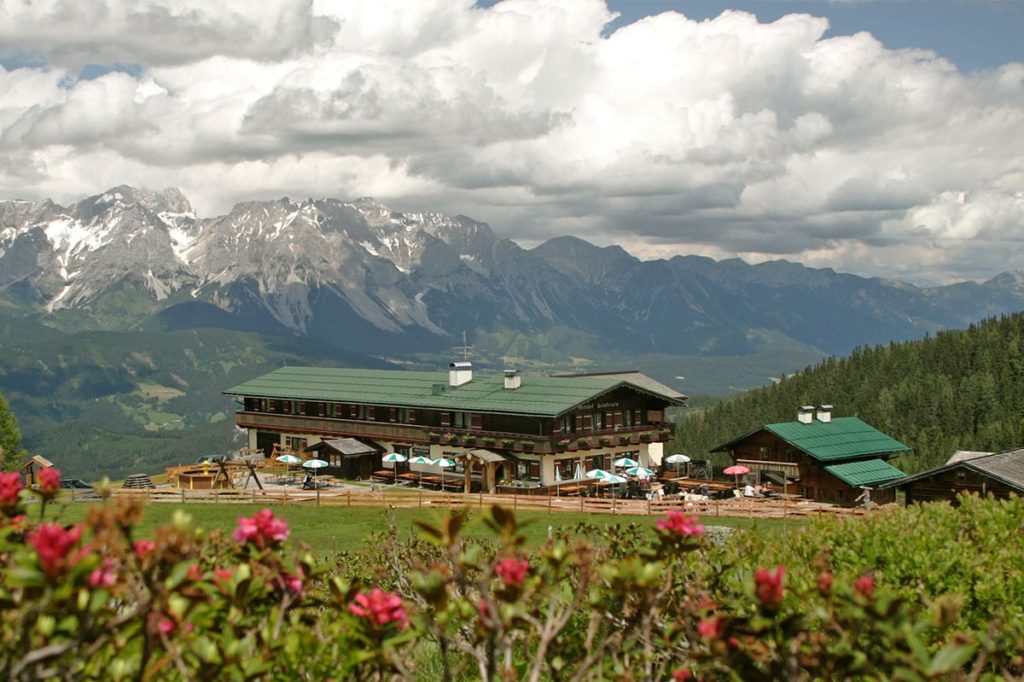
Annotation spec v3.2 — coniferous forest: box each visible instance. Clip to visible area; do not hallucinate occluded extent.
[675,313,1024,473]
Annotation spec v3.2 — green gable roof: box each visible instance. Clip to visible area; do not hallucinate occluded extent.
[824,459,906,487]
[765,417,909,462]
[224,367,684,418]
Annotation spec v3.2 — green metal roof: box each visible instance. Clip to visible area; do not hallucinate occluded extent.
[223,367,683,418]
[825,459,907,487]
[765,417,910,462]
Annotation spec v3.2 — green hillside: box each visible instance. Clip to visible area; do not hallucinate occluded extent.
[674,313,1024,473]
[0,318,389,479]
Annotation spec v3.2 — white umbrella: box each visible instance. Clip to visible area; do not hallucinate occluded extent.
[382,452,407,484]
[626,466,654,479]
[302,458,329,485]
[408,455,433,487]
[276,454,302,465]
[665,453,691,476]
[613,457,639,469]
[433,457,456,491]
[586,468,612,480]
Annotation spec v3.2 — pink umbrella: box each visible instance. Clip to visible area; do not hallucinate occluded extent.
[723,464,751,488]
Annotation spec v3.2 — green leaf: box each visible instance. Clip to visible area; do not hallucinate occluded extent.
[926,644,976,676]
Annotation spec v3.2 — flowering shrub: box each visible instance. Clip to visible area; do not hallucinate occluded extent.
[0,471,1020,680]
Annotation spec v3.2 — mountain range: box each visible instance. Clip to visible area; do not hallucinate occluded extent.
[3,185,1024,478]
[3,185,1024,362]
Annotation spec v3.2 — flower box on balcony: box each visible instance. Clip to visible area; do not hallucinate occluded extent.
[555,439,570,452]
[618,434,631,445]
[482,437,496,448]
[427,432,441,443]
[577,438,591,450]
[463,435,478,447]
[501,439,516,450]
[598,436,613,447]
[520,441,535,453]
[658,429,673,441]
[639,432,653,443]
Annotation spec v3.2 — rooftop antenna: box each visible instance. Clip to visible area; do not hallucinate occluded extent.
[454,330,474,361]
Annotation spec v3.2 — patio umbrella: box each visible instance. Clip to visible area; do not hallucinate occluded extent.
[612,457,639,469]
[408,455,434,487]
[276,454,302,467]
[626,466,654,479]
[585,468,613,480]
[601,472,628,501]
[302,458,329,484]
[432,457,456,491]
[723,464,751,488]
[665,453,691,476]
[382,453,407,484]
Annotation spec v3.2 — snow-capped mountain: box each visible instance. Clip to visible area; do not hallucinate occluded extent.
[2,186,1024,358]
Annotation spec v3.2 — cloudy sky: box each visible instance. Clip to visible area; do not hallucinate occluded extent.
[1,0,1022,285]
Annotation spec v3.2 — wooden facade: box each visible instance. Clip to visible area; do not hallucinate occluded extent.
[884,450,1024,506]
[714,411,907,507]
[228,368,683,489]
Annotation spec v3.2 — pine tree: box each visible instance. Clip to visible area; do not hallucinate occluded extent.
[0,391,23,470]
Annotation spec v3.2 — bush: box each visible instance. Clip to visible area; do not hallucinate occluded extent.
[0,470,1021,680]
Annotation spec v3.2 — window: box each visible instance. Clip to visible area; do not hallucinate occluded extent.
[287,436,307,451]
[759,447,769,461]
[407,409,417,424]
[389,407,397,422]
[441,412,451,427]
[317,402,326,417]
[349,405,358,419]
[471,413,483,429]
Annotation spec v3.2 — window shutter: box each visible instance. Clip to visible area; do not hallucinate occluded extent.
[471,413,483,429]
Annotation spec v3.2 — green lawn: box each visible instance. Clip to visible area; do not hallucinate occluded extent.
[47,501,800,556]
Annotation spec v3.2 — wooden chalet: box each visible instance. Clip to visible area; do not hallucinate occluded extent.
[224,364,684,491]
[712,405,908,506]
[879,448,1024,505]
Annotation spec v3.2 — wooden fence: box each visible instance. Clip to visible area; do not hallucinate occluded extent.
[109,487,871,520]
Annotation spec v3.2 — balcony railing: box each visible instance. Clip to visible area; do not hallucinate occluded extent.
[235,411,674,455]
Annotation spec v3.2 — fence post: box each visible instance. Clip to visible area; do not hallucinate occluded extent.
[181,489,186,504]
[317,487,321,508]
[715,500,719,517]
[347,490,352,507]
[580,495,584,512]
[252,488,257,505]
[647,496,651,515]
[419,490,423,508]
[548,495,552,513]
[513,489,517,512]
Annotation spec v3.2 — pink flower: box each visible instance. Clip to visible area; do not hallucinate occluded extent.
[37,467,61,498]
[854,574,875,599]
[818,571,834,597]
[133,539,156,559]
[88,558,118,588]
[214,567,233,583]
[349,588,409,629]
[754,565,786,610]
[157,617,176,635]
[275,566,304,597]
[233,508,290,548]
[186,564,205,581]
[494,556,529,587]
[28,523,84,579]
[0,472,23,515]
[655,511,705,537]
[697,615,725,640]
[672,669,693,681]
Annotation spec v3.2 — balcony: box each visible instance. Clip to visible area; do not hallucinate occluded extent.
[235,411,674,454]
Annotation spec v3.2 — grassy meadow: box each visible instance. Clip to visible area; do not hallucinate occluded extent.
[46,500,799,555]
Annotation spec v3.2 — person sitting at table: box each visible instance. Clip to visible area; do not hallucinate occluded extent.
[743,482,756,497]
[763,481,775,496]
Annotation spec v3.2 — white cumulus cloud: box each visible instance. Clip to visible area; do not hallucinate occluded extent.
[0,0,1022,284]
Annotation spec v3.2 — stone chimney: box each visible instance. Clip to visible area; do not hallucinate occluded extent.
[503,369,521,390]
[816,404,833,423]
[797,405,814,424]
[449,361,473,387]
